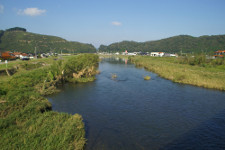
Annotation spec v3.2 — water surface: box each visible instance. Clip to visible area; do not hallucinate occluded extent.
[48,58,225,150]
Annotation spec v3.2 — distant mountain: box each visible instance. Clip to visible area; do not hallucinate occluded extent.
[0,27,96,53]
[99,35,225,54]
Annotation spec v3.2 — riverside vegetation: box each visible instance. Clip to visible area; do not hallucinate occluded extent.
[0,54,99,150]
[129,55,225,91]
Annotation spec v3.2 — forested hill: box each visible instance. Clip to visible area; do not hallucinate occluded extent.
[0,27,96,53]
[99,35,225,54]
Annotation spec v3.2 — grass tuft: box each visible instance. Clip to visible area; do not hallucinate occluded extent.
[144,75,151,80]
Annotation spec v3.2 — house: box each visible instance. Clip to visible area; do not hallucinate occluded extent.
[127,52,137,56]
[122,50,139,56]
[28,54,34,59]
[127,53,137,56]
[150,52,165,57]
[164,53,178,57]
[12,52,32,60]
[20,53,29,60]
[122,50,128,55]
[41,53,48,58]
[169,54,178,57]
[0,51,17,60]
[13,52,22,58]
[214,50,225,58]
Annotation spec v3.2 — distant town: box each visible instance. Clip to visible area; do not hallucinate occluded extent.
[0,49,225,63]
[98,50,225,58]
[0,51,68,62]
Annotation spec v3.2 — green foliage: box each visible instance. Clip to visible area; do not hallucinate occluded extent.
[48,71,55,81]
[0,30,4,44]
[129,56,225,90]
[0,54,100,149]
[49,60,64,79]
[99,41,141,52]
[177,54,225,67]
[64,54,99,78]
[99,35,225,54]
[0,28,96,53]
[19,62,44,70]
[6,27,27,32]
[211,58,225,66]
[0,88,6,96]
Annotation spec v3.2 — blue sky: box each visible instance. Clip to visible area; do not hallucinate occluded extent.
[0,0,225,48]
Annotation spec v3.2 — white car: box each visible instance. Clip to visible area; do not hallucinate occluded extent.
[20,55,30,60]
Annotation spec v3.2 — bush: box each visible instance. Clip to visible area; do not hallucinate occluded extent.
[177,54,224,67]
[0,88,6,96]
[64,54,99,79]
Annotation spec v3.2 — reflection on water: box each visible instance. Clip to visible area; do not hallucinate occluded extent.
[48,57,225,150]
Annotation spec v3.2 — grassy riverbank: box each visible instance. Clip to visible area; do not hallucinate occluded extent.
[129,56,225,91]
[0,54,99,150]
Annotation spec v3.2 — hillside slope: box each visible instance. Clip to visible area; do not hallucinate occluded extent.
[0,27,96,53]
[99,35,225,53]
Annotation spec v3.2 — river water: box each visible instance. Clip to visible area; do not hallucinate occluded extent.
[48,57,225,150]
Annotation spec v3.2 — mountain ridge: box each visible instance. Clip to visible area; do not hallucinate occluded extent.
[0,27,96,53]
[99,34,225,53]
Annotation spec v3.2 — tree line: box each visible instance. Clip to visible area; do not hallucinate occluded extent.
[99,35,225,54]
[6,27,27,32]
[0,27,96,53]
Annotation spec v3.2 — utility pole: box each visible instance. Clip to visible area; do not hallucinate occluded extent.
[35,47,37,59]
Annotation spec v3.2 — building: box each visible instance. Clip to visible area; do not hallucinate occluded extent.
[122,50,128,55]
[214,50,225,58]
[164,53,178,57]
[127,52,137,56]
[150,52,165,57]
[0,51,17,60]
[20,53,29,60]
[13,52,22,58]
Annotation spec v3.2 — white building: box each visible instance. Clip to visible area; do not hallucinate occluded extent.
[164,53,178,57]
[169,54,178,57]
[127,52,137,56]
[150,52,165,57]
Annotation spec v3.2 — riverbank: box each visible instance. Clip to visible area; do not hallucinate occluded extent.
[129,56,225,91]
[0,54,99,150]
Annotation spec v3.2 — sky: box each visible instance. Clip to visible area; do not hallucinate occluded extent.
[0,0,225,48]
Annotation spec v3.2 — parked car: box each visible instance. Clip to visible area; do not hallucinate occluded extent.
[20,55,30,60]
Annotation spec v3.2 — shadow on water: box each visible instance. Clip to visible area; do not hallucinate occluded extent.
[160,109,225,150]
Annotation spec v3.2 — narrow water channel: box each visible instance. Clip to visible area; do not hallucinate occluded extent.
[48,57,225,150]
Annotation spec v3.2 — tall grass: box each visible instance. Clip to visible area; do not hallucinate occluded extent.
[0,54,99,150]
[129,56,225,91]
[177,54,225,67]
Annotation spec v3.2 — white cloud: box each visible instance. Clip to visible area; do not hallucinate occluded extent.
[18,8,46,16]
[111,21,122,26]
[0,4,4,13]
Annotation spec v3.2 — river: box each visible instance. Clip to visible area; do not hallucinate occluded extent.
[47,57,225,150]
